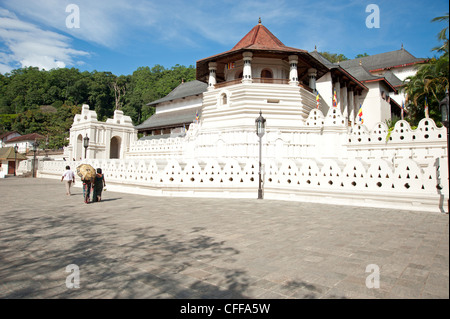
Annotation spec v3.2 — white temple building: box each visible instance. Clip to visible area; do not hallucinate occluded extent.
[38,20,447,213]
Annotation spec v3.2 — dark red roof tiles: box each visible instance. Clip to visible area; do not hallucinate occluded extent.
[6,133,45,143]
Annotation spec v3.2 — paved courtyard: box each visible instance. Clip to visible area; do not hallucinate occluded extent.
[0,177,448,299]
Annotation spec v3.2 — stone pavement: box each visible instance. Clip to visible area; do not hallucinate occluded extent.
[0,177,448,299]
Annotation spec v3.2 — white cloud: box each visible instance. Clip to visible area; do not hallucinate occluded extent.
[0,9,89,73]
[1,0,299,50]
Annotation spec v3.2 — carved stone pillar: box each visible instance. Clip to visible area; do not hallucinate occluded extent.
[308,68,317,91]
[208,62,217,90]
[242,52,253,84]
[289,55,299,86]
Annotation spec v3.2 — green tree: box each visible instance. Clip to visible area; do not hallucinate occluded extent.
[431,13,449,57]
[403,13,449,125]
[355,53,369,58]
[319,52,349,63]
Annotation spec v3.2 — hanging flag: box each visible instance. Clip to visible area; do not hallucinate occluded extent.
[195,110,199,124]
[332,90,337,108]
[424,96,429,118]
[316,91,320,109]
[358,104,363,124]
[226,62,235,70]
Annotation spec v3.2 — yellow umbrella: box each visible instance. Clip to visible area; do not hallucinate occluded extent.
[76,164,96,182]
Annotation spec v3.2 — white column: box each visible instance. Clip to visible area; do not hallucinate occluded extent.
[242,52,253,84]
[354,94,361,124]
[348,89,354,126]
[334,80,340,108]
[308,68,317,91]
[341,83,348,124]
[208,62,217,90]
[289,55,299,86]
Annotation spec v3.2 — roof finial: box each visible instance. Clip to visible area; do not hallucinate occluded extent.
[314,45,317,51]
[258,17,261,24]
[359,60,362,66]
[401,43,404,50]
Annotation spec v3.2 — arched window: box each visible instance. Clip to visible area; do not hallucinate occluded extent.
[261,69,273,79]
[76,134,83,160]
[110,136,121,159]
[221,93,227,105]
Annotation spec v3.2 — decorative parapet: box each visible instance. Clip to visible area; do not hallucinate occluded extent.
[38,155,448,212]
[346,117,447,164]
[73,104,98,124]
[305,109,325,127]
[106,109,134,126]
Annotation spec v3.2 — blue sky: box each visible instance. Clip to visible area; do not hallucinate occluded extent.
[0,0,448,75]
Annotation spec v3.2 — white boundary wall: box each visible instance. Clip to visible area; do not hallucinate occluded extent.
[39,108,448,213]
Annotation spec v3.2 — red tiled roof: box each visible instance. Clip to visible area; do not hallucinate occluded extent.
[231,22,301,52]
[196,21,324,83]
[0,131,20,141]
[198,22,304,64]
[6,133,45,143]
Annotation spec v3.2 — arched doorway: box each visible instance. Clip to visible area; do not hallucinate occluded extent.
[110,136,121,159]
[76,134,83,160]
[260,69,273,83]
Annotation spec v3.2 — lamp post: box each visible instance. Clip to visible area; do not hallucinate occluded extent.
[255,111,266,199]
[31,140,39,178]
[14,144,18,176]
[83,134,89,159]
[439,89,449,212]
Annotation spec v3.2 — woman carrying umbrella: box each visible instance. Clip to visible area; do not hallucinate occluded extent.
[92,168,106,202]
[76,164,96,204]
[82,179,92,204]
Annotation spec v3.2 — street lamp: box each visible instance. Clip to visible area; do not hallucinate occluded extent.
[439,89,449,212]
[83,134,89,159]
[31,140,39,178]
[255,110,266,200]
[14,144,18,176]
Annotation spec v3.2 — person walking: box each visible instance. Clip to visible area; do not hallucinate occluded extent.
[92,168,106,202]
[61,165,75,195]
[82,179,92,204]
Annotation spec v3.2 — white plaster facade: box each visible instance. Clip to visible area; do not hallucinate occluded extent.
[65,104,137,160]
[42,96,448,213]
[39,24,447,213]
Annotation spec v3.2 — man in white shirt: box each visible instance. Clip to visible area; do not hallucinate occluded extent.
[61,165,76,195]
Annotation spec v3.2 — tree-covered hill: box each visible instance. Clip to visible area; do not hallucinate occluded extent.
[0,64,196,149]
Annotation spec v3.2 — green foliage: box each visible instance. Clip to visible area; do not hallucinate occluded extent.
[402,13,449,126]
[0,114,18,132]
[0,64,196,148]
[355,53,369,58]
[385,115,401,130]
[319,52,349,63]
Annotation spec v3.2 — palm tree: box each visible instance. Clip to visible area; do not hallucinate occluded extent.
[402,13,449,125]
[431,13,449,57]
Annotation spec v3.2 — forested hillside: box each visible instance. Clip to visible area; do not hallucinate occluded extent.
[0,64,196,149]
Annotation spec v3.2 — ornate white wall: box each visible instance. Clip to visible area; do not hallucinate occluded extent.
[44,105,448,213]
[65,104,137,160]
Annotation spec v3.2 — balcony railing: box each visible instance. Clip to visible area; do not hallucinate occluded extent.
[214,78,314,93]
[252,78,289,85]
[214,79,242,89]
